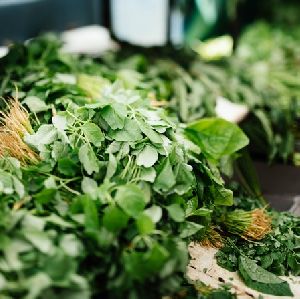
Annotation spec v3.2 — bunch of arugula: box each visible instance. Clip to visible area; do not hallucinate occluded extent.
[0,37,252,298]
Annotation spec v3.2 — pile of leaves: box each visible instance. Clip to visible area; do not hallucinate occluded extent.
[0,34,298,298]
[0,36,253,298]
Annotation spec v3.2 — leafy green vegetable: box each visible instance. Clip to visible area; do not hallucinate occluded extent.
[185,118,249,161]
[239,256,293,296]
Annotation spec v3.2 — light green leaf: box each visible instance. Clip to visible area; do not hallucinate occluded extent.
[78,144,99,175]
[108,118,143,142]
[136,145,158,168]
[116,184,146,217]
[23,96,49,113]
[52,115,67,131]
[81,123,104,147]
[138,119,163,144]
[166,204,185,222]
[154,158,176,192]
[101,103,127,130]
[25,124,57,149]
[136,214,155,235]
[179,221,204,238]
[81,177,98,200]
[210,185,233,206]
[144,205,162,223]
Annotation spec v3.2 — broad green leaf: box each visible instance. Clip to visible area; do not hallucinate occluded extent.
[25,124,57,149]
[83,195,100,231]
[179,221,204,238]
[138,119,163,144]
[154,158,176,192]
[116,184,146,217]
[23,229,54,254]
[108,118,143,142]
[103,205,129,232]
[23,96,49,113]
[52,115,67,131]
[81,123,104,147]
[81,177,98,200]
[58,157,78,176]
[136,145,158,168]
[166,204,185,222]
[78,144,99,175]
[34,188,56,204]
[44,249,76,282]
[101,103,127,130]
[136,214,155,235]
[239,256,293,296]
[210,185,233,206]
[144,205,162,223]
[185,118,249,160]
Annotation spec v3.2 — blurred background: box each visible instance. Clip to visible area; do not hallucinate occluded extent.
[0,0,299,46]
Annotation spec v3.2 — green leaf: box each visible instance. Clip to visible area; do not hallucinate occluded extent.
[154,158,176,192]
[144,205,162,223]
[25,124,57,149]
[166,204,185,222]
[81,123,104,147]
[185,118,249,160]
[58,157,78,177]
[138,119,163,144]
[101,103,127,130]
[136,214,155,235]
[136,145,158,168]
[108,118,143,142]
[23,96,49,113]
[179,221,204,238]
[81,177,98,200]
[83,195,100,231]
[116,184,146,218]
[210,185,233,206]
[34,188,56,204]
[78,143,99,175]
[103,205,129,232]
[44,249,76,282]
[239,256,293,296]
[23,229,54,254]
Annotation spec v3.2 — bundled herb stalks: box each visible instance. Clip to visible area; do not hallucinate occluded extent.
[222,208,272,240]
[0,98,38,164]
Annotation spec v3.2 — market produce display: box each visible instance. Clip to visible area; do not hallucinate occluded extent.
[0,31,299,298]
